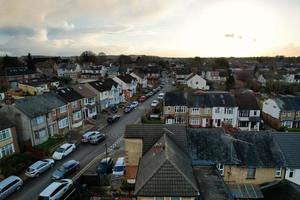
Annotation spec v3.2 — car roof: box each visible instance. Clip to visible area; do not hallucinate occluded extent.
[60,143,72,149]
[39,182,62,196]
[115,157,124,165]
[83,131,98,136]
[0,176,21,189]
[63,160,77,168]
[29,160,46,169]
[101,157,112,163]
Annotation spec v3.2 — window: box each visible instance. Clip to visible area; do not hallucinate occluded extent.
[253,111,257,116]
[239,110,249,117]
[217,163,224,176]
[0,144,14,158]
[73,111,82,121]
[190,118,200,125]
[72,101,77,108]
[215,108,220,113]
[247,167,256,179]
[171,198,181,200]
[204,108,210,114]
[60,105,67,113]
[239,121,249,127]
[0,128,11,141]
[275,167,282,178]
[36,116,45,125]
[225,108,233,114]
[175,117,185,124]
[191,108,200,114]
[224,118,233,125]
[289,170,294,178]
[287,112,292,117]
[58,118,69,129]
[175,106,186,113]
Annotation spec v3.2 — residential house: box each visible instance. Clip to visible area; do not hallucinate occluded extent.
[72,84,97,119]
[85,78,123,110]
[0,67,40,89]
[57,63,81,80]
[262,96,300,129]
[189,129,285,198]
[56,88,84,128]
[186,73,209,90]
[164,92,188,125]
[274,134,300,186]
[205,71,226,82]
[236,93,261,131]
[80,64,107,79]
[187,92,212,128]
[130,72,148,89]
[175,68,192,84]
[124,124,233,200]
[0,115,20,158]
[18,80,50,95]
[113,74,137,99]
[284,74,300,83]
[106,64,119,78]
[0,93,68,147]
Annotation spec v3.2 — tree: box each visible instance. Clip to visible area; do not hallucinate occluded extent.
[118,55,132,65]
[0,84,9,93]
[2,55,20,68]
[80,51,96,63]
[214,57,229,69]
[226,74,235,90]
[27,53,36,72]
[96,52,107,64]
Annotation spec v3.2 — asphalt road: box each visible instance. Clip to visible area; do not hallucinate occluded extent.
[9,77,173,200]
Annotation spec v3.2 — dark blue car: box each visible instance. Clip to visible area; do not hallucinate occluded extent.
[52,160,80,180]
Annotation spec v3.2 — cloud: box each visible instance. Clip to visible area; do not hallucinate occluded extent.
[225,33,234,38]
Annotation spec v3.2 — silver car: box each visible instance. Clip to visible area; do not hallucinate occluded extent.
[0,176,23,200]
[25,159,55,178]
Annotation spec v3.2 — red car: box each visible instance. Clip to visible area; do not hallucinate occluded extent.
[138,96,146,102]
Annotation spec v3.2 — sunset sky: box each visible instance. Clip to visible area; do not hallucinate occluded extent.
[0,0,300,57]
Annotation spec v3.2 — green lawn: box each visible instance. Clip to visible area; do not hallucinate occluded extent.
[35,137,65,151]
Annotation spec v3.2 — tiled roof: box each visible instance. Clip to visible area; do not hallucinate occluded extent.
[193,166,233,200]
[187,92,211,107]
[72,84,96,98]
[134,134,199,197]
[228,184,264,199]
[15,93,65,118]
[0,115,15,130]
[262,180,300,200]
[273,133,300,168]
[206,92,237,107]
[87,78,118,92]
[117,74,136,84]
[275,96,300,111]
[164,92,187,106]
[236,93,260,110]
[124,124,188,155]
[56,87,83,102]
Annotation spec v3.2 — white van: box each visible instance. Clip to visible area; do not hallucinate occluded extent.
[158,93,164,100]
[0,176,23,200]
[112,157,125,176]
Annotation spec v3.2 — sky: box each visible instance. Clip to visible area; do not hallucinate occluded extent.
[0,0,300,57]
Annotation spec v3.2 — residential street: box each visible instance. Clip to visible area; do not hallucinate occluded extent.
[9,78,172,200]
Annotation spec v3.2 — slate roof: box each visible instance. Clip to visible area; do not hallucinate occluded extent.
[275,96,300,111]
[2,67,36,76]
[134,134,199,197]
[228,184,264,199]
[193,166,233,200]
[273,133,300,168]
[87,78,118,92]
[117,74,136,84]
[0,115,15,130]
[206,92,237,107]
[164,92,187,106]
[262,180,300,200]
[187,92,211,107]
[188,129,285,167]
[56,87,83,103]
[236,93,260,110]
[15,93,65,118]
[124,124,188,155]
[72,84,96,98]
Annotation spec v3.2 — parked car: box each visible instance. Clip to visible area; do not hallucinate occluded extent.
[52,160,80,180]
[89,133,105,144]
[38,179,73,200]
[130,101,139,108]
[138,95,146,102]
[96,157,114,175]
[123,106,133,113]
[109,105,118,114]
[112,157,125,177]
[147,91,154,97]
[107,115,120,124]
[52,143,76,160]
[81,131,100,143]
[151,99,159,107]
[25,159,55,178]
[158,92,164,100]
[0,176,23,200]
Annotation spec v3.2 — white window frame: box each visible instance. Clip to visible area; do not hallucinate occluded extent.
[0,144,15,158]
[71,101,77,108]
[275,167,282,178]
[217,163,224,176]
[191,108,200,115]
[190,118,200,125]
[73,111,82,121]
[58,118,69,129]
[289,169,294,178]
[0,128,12,141]
[60,105,67,113]
[175,106,186,113]
[36,116,45,125]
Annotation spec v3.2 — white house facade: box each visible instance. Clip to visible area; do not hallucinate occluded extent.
[186,74,209,90]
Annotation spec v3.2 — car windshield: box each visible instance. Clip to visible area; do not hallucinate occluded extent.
[57,166,66,173]
[114,166,124,172]
[56,147,65,153]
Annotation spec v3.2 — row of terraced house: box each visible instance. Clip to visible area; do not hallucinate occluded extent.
[163,91,261,131]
